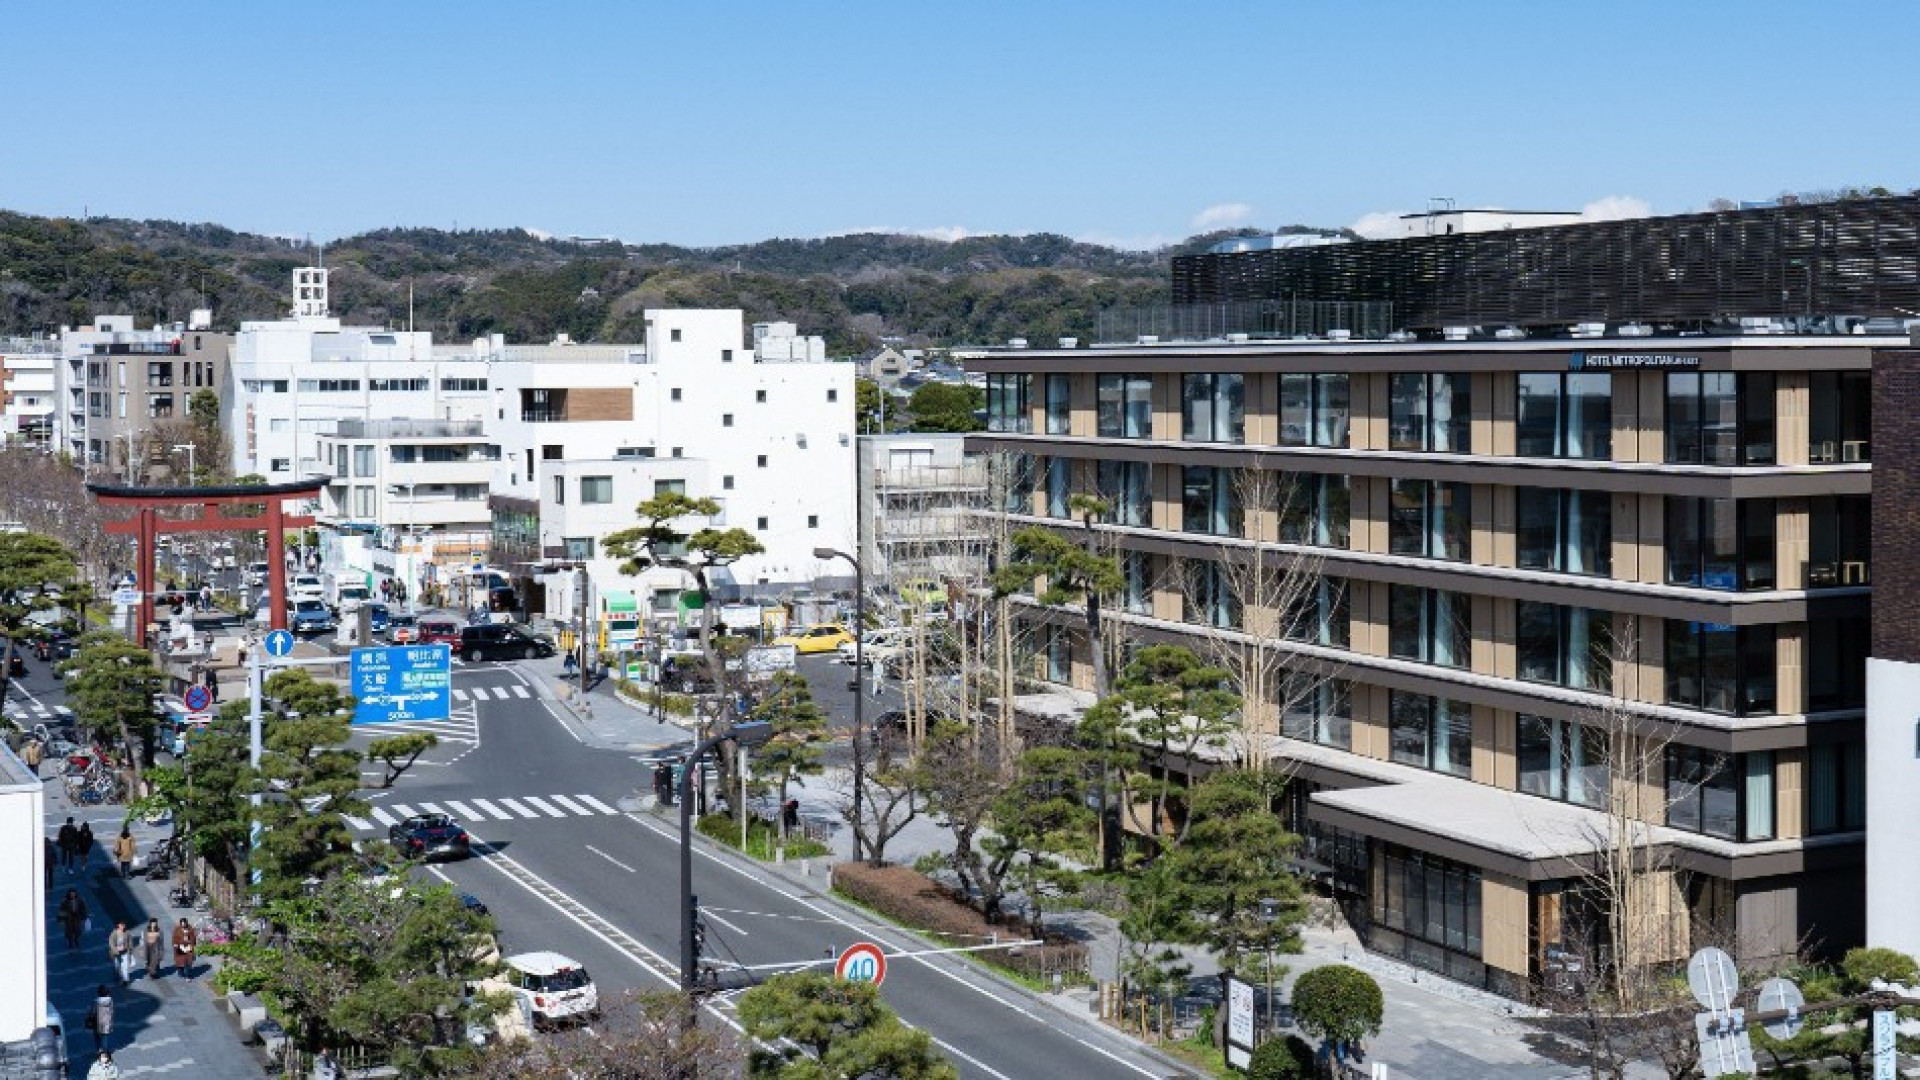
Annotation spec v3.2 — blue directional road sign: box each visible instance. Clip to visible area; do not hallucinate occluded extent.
[350,644,452,725]
[263,629,296,658]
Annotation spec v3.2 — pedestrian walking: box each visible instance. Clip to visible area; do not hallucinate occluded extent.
[112,829,136,879]
[86,985,112,1053]
[311,1045,341,1080]
[22,737,41,776]
[57,817,78,872]
[77,822,95,866]
[142,919,163,980]
[107,922,133,985]
[86,1050,121,1080]
[171,918,198,979]
[58,889,88,950]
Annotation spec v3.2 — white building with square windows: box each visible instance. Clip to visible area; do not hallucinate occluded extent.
[481,310,854,616]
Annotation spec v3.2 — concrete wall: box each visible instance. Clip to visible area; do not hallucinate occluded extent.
[0,751,46,1042]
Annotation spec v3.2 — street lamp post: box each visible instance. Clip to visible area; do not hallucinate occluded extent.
[170,443,196,486]
[813,546,866,863]
[680,721,772,1011]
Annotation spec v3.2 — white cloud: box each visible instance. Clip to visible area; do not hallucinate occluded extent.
[1190,202,1255,231]
[1579,195,1652,222]
[1350,211,1409,239]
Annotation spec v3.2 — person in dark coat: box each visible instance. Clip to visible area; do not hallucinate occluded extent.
[56,817,78,872]
[58,889,88,950]
[77,822,96,866]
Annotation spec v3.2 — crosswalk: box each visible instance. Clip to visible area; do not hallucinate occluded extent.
[347,794,624,831]
[451,684,536,702]
[4,698,72,727]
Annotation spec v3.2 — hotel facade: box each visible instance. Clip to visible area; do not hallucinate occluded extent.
[966,333,1883,997]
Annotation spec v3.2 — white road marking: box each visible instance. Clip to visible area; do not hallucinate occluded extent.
[627,814,1158,1079]
[444,800,482,820]
[521,795,567,818]
[370,807,397,827]
[468,798,513,820]
[575,793,618,814]
[495,798,540,819]
[583,843,638,873]
[344,815,371,830]
[702,908,749,938]
[548,794,592,815]
[416,802,447,815]
[388,803,418,819]
[450,689,467,701]
[508,684,531,698]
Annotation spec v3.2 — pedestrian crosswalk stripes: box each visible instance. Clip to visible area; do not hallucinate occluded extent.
[448,684,534,702]
[353,793,626,831]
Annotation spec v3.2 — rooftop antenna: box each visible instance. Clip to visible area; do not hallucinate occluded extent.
[408,281,415,333]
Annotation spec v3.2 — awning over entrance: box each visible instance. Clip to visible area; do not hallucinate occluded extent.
[601,591,638,614]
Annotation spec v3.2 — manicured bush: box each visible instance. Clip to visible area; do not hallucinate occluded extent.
[831,862,1088,982]
[1246,1034,1315,1079]
[1291,964,1384,1048]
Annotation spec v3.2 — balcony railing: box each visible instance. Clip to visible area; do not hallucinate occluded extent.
[335,418,488,440]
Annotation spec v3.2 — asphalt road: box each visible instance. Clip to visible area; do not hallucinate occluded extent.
[353,658,1183,1079]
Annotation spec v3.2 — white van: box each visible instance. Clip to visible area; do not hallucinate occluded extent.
[499,951,598,1029]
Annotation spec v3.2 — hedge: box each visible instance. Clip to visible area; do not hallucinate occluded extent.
[832,861,1088,983]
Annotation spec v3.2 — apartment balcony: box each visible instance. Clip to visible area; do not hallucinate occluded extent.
[874,465,990,493]
[335,419,487,440]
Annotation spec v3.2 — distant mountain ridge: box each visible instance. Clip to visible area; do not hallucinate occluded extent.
[0,211,1341,351]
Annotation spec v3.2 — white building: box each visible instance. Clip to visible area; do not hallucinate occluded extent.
[1865,658,1920,960]
[482,310,855,621]
[857,433,989,590]
[0,747,48,1045]
[224,269,491,482]
[0,338,59,450]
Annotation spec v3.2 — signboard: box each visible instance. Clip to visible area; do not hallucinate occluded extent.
[1873,1010,1896,1080]
[262,629,296,658]
[1225,977,1256,1069]
[745,645,798,678]
[1570,350,1702,370]
[350,644,452,725]
[834,942,888,986]
[183,684,212,713]
[110,587,141,607]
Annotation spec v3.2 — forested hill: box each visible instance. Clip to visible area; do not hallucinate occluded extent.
[0,212,1349,352]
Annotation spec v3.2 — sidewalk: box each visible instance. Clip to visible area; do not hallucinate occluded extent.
[42,781,256,1077]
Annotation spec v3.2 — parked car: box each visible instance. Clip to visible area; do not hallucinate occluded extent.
[364,603,391,634]
[771,623,855,655]
[290,598,335,633]
[386,613,419,644]
[418,620,461,647]
[458,623,556,663]
[499,952,599,1029]
[835,627,912,667]
[388,812,472,862]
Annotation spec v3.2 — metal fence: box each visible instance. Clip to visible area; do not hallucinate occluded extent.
[1094,299,1398,343]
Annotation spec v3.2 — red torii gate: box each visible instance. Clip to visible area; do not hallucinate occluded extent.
[86,479,328,637]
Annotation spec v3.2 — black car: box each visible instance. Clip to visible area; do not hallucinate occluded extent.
[388,812,472,861]
[458,623,556,663]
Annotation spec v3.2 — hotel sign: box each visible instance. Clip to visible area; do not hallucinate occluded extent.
[1571,351,1702,370]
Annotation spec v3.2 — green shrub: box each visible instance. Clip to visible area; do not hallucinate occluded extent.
[1247,1034,1315,1079]
[1291,964,1384,1047]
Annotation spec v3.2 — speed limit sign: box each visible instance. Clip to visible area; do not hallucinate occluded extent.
[834,941,888,986]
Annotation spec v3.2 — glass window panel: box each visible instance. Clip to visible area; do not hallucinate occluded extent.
[1389,585,1426,661]
[1045,374,1071,435]
[1744,752,1775,841]
[1518,715,1557,799]
[1435,373,1470,453]
[1444,866,1469,951]
[1183,467,1213,534]
[1096,375,1123,438]
[1319,474,1351,548]
[1389,692,1429,768]
[1571,725,1608,809]
[1437,699,1473,777]
[1435,589,1469,668]
[1183,374,1214,442]
[1425,863,1448,943]
[1222,374,1245,443]
[1435,482,1470,562]
[1046,457,1071,518]
[1390,373,1428,451]
[1742,502,1776,589]
[1516,373,1562,457]
[1573,490,1612,577]
[1517,488,1560,571]
[1701,757,1739,840]
[1124,375,1153,439]
[1743,373,1776,464]
[1389,479,1427,555]
[1666,372,1703,463]
[1565,373,1613,459]
[1518,601,1560,683]
[1315,374,1350,448]
[1279,374,1310,446]
[1667,749,1703,832]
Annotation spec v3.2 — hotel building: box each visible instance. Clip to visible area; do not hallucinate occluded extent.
[966,331,1885,997]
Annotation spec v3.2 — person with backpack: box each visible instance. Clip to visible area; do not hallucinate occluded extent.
[107,922,133,985]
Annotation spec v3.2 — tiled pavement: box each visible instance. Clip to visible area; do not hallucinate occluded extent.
[42,785,259,1077]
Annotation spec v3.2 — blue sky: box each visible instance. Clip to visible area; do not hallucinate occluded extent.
[3,1,1915,248]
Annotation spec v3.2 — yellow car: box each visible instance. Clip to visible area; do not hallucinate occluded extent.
[773,624,856,655]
